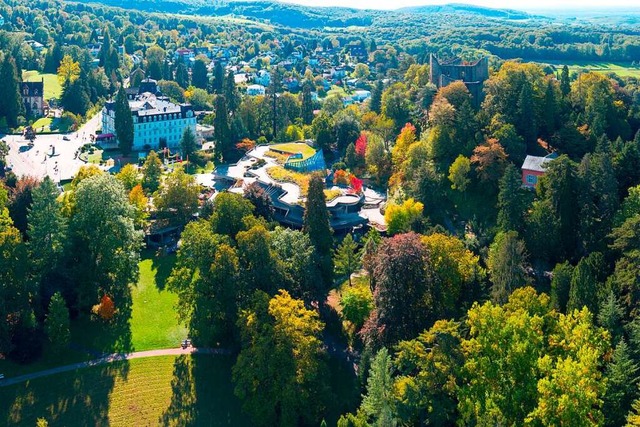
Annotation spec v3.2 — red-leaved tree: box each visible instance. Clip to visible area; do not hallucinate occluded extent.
[350,175,363,194]
[355,133,367,159]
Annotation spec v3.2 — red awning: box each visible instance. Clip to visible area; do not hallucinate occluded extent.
[96,133,115,141]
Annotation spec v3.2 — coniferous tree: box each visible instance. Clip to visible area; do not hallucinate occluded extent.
[98,28,112,68]
[567,256,598,314]
[516,79,537,148]
[175,62,189,89]
[560,65,571,97]
[212,61,224,94]
[191,58,208,89]
[142,150,163,193]
[224,70,240,113]
[550,262,573,312]
[370,80,383,114]
[302,85,314,125]
[334,233,360,286]
[114,86,134,155]
[0,57,23,128]
[304,174,334,288]
[487,231,528,304]
[497,164,529,233]
[214,95,231,161]
[603,340,639,427]
[28,177,67,281]
[180,126,198,161]
[44,292,70,355]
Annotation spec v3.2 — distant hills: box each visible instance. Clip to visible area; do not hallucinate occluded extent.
[396,3,532,20]
[75,0,536,28]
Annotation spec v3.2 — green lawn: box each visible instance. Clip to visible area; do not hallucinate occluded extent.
[538,60,640,78]
[71,251,185,354]
[0,355,251,426]
[30,116,74,134]
[130,252,186,351]
[270,142,316,159]
[22,71,63,100]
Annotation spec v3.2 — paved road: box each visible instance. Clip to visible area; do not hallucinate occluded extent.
[0,346,231,387]
[3,112,103,182]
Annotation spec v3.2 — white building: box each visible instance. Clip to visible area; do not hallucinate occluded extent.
[247,84,266,96]
[101,80,197,152]
[354,90,372,102]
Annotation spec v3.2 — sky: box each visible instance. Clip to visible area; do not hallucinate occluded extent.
[278,0,640,11]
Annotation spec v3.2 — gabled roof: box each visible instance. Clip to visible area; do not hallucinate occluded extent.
[522,153,558,172]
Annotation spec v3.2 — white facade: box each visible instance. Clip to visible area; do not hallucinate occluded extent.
[247,84,266,96]
[102,93,197,152]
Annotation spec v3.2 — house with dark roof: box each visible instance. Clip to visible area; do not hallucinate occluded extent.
[521,153,558,188]
[21,81,45,117]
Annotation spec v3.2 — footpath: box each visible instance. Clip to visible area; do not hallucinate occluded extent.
[0,347,231,387]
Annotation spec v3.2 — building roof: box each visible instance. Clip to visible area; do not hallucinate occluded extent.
[522,154,557,172]
[130,93,186,116]
[21,81,43,97]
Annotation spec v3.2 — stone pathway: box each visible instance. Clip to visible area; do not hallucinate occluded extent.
[0,347,231,387]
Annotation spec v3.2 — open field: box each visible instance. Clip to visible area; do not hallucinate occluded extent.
[537,60,640,78]
[22,71,63,100]
[130,253,186,351]
[72,251,184,354]
[0,252,183,378]
[0,354,250,426]
[270,142,316,159]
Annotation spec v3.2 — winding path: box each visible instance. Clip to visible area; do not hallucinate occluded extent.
[0,347,231,387]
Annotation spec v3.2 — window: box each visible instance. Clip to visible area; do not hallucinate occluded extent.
[526,174,538,185]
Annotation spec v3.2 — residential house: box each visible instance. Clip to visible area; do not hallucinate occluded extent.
[521,153,558,188]
[247,84,266,96]
[21,81,45,117]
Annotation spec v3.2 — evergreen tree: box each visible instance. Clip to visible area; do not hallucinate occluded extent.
[370,80,383,114]
[334,233,360,286]
[223,70,240,113]
[603,340,639,427]
[302,85,314,125]
[497,164,529,233]
[212,61,224,94]
[180,126,198,161]
[0,57,23,128]
[567,256,598,314]
[541,79,558,138]
[174,62,189,89]
[142,150,163,193]
[360,348,397,426]
[516,79,537,148]
[304,174,334,288]
[550,262,573,312]
[598,290,625,345]
[114,86,134,155]
[28,177,67,280]
[44,292,70,355]
[98,28,112,68]
[487,231,528,304]
[268,67,283,138]
[560,65,571,97]
[214,95,231,161]
[191,57,208,89]
[61,78,90,116]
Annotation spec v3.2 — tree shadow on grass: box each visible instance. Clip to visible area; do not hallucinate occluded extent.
[160,354,251,426]
[142,249,176,291]
[0,360,129,426]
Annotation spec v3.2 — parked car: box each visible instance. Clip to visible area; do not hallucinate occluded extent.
[63,135,70,141]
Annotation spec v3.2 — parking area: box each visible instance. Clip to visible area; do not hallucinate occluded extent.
[3,112,103,182]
